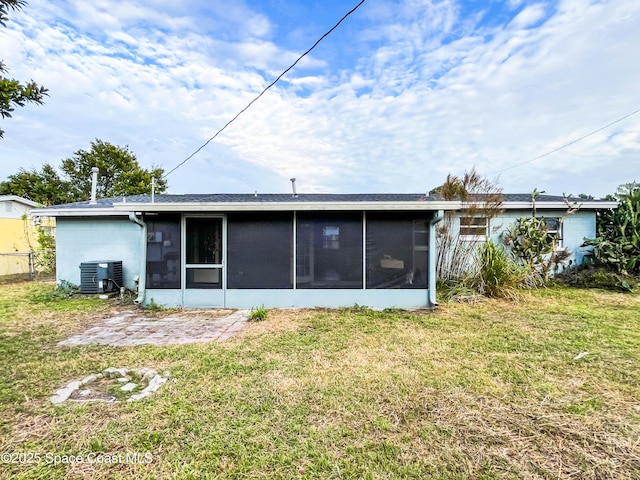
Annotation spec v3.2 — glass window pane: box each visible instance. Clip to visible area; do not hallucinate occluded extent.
[543,217,560,232]
[366,213,429,289]
[296,212,362,289]
[186,268,221,289]
[227,213,293,289]
[186,217,222,264]
[542,217,561,246]
[145,214,181,289]
[460,216,488,236]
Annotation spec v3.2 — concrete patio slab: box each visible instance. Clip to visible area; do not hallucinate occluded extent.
[58,308,250,347]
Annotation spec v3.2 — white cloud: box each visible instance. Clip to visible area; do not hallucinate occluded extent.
[1,0,639,199]
[510,4,547,29]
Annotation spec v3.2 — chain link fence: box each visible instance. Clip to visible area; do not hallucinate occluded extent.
[0,250,55,281]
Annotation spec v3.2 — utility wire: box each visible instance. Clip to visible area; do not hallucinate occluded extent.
[489,107,640,175]
[164,0,368,179]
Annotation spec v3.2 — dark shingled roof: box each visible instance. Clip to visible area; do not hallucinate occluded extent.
[41,193,433,209]
[36,193,613,210]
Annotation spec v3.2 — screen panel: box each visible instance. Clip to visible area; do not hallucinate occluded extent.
[227,212,293,289]
[145,214,181,289]
[296,212,363,289]
[366,212,429,289]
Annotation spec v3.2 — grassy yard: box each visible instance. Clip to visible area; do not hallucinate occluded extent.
[0,282,639,479]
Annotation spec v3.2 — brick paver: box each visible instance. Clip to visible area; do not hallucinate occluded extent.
[58,309,249,347]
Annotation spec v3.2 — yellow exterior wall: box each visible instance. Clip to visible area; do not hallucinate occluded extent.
[0,217,55,276]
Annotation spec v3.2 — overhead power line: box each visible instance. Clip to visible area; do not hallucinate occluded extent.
[489,107,640,175]
[164,0,368,179]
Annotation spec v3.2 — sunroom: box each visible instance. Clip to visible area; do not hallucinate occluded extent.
[142,209,439,309]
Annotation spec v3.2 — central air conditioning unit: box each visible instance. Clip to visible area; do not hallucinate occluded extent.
[79,260,123,294]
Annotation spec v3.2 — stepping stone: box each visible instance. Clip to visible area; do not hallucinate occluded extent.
[121,382,138,392]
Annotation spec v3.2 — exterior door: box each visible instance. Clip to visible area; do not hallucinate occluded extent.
[183,216,225,307]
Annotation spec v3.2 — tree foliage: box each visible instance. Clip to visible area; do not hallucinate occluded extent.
[0,163,71,205]
[584,182,640,275]
[0,0,48,138]
[61,139,167,201]
[503,216,554,270]
[0,139,167,205]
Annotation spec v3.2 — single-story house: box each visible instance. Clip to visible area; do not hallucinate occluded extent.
[31,193,616,309]
[0,195,55,278]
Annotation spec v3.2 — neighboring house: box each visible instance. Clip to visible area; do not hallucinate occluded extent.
[0,195,54,277]
[31,193,615,308]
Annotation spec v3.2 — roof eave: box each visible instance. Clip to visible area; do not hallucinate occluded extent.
[30,207,128,217]
[0,195,39,208]
[498,201,618,210]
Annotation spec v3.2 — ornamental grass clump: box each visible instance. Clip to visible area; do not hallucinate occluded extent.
[469,240,527,299]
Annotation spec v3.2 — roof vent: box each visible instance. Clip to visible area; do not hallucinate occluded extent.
[89,167,99,204]
[290,178,298,198]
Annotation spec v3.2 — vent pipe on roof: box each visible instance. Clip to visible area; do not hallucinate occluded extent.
[151,177,155,203]
[89,167,99,204]
[290,178,298,198]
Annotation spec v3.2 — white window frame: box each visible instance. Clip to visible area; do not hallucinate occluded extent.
[459,216,489,240]
[542,217,562,248]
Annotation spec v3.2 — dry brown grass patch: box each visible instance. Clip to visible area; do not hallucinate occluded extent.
[236,308,316,339]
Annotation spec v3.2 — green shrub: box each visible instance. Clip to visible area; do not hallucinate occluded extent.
[584,183,640,276]
[34,226,56,275]
[248,305,268,321]
[503,216,554,271]
[556,266,637,292]
[29,280,79,302]
[437,280,485,303]
[469,240,526,299]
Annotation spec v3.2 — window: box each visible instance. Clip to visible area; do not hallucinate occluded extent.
[146,214,181,289]
[460,216,488,237]
[542,217,561,246]
[322,226,340,249]
[185,217,222,289]
[296,212,362,289]
[227,213,293,289]
[366,213,429,289]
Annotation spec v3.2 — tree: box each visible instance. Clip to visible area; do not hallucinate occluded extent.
[0,0,48,138]
[0,163,71,205]
[61,139,167,201]
[585,182,640,276]
[0,139,167,205]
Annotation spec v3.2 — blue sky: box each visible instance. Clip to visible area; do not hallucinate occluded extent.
[1,0,639,198]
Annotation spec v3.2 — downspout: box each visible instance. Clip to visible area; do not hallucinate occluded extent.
[128,211,146,304]
[428,210,444,308]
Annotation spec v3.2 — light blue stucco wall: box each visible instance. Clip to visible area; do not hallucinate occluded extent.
[55,213,434,309]
[56,216,143,289]
[488,210,596,267]
[145,288,430,309]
